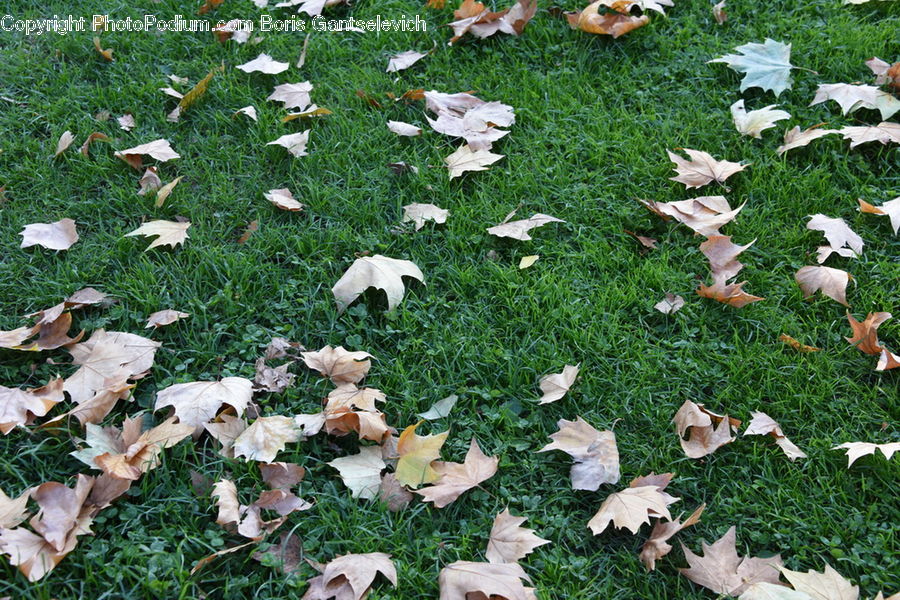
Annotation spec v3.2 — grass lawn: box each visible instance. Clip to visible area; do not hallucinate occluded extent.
[1,0,898,597]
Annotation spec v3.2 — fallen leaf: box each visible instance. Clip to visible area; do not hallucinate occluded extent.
[125,220,191,250]
[679,526,783,596]
[264,188,304,211]
[145,310,189,328]
[233,416,301,463]
[781,563,860,600]
[79,132,109,156]
[204,415,247,458]
[795,266,851,306]
[424,90,515,150]
[332,254,424,312]
[839,122,900,148]
[395,422,449,488]
[0,378,65,435]
[168,64,224,122]
[307,553,397,600]
[566,0,649,38]
[654,293,685,314]
[845,312,891,355]
[697,235,764,308]
[445,144,504,179]
[267,130,310,158]
[438,561,535,600]
[743,411,807,461]
[388,161,419,175]
[668,149,747,189]
[62,330,159,405]
[712,0,726,24]
[54,131,75,157]
[731,100,790,138]
[19,219,79,251]
[778,334,820,353]
[486,509,550,564]
[267,82,313,110]
[378,473,413,511]
[810,83,900,120]
[487,213,564,241]
[237,54,289,74]
[117,113,135,131]
[386,50,427,73]
[538,417,620,490]
[329,446,387,499]
[253,532,302,574]
[776,125,838,155]
[114,139,180,170]
[254,358,295,393]
[858,197,900,235]
[538,364,579,404]
[807,214,863,263]
[387,120,423,137]
[259,463,305,489]
[93,36,113,61]
[709,38,794,96]
[640,196,745,236]
[154,377,253,430]
[302,345,373,384]
[449,0,537,44]
[416,438,499,507]
[138,167,162,196]
[876,349,900,371]
[519,255,539,269]
[588,485,674,535]
[0,487,33,528]
[234,106,258,121]
[640,504,705,570]
[153,176,183,208]
[417,395,458,420]
[403,203,448,230]
[832,441,899,467]
[673,400,740,458]
[323,384,388,442]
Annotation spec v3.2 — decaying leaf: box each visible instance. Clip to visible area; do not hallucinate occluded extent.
[125,220,191,250]
[425,90,515,150]
[329,446,386,499]
[62,330,159,406]
[114,139,180,170]
[679,526,783,596]
[810,83,900,121]
[259,462,305,490]
[776,125,838,155]
[233,416,301,463]
[858,197,900,235]
[19,219,79,251]
[267,130,310,158]
[445,144,504,179]
[449,0,537,44]
[438,561,535,600]
[743,411,807,461]
[566,0,649,38]
[539,417,620,491]
[845,312,891,355]
[0,486,33,529]
[654,293,685,314]
[876,349,900,371]
[712,0,726,24]
[795,266,851,306]
[332,255,424,312]
[387,120,423,137]
[145,310,189,328]
[138,167,162,196]
[807,214,863,263]
[403,203,448,230]
[417,395,458,420]
[538,364,579,404]
[211,478,310,541]
[323,384,388,442]
[167,64,224,122]
[0,378,65,435]
[302,346,373,384]
[205,415,247,458]
[153,176,183,208]
[778,334,820,353]
[673,400,740,458]
[839,122,900,148]
[668,148,747,189]
[237,54,289,74]
[780,563,860,600]
[415,438,499,507]
[588,485,675,535]
[697,235,764,308]
[264,188,304,212]
[387,50,427,73]
[79,132,109,156]
[234,106,258,121]
[640,196,745,236]
[395,422,449,489]
[709,38,794,96]
[487,213,565,241]
[640,504,705,571]
[303,553,397,600]
[730,100,790,138]
[378,473,414,511]
[486,509,550,564]
[832,441,899,467]
[254,358,295,393]
[154,377,253,430]
[93,36,113,61]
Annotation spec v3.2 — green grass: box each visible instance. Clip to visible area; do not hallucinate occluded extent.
[1,0,898,598]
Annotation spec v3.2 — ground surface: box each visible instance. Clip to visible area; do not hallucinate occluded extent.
[0,0,898,598]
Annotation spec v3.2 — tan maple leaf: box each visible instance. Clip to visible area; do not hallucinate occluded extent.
[778,563,859,600]
[776,125,839,155]
[588,485,675,535]
[487,213,565,241]
[668,148,747,189]
[640,504,705,571]
[538,364,579,404]
[679,526,783,596]
[486,508,550,564]
[204,414,248,458]
[236,53,289,74]
[538,416,620,490]
[839,122,900,148]
[696,235,764,308]
[19,219,79,251]
[445,144,504,178]
[640,196,745,236]
[403,203,449,230]
[233,416,301,463]
[211,479,310,540]
[743,411,807,461]
[63,330,160,405]
[378,473,414,511]
[795,266,851,306]
[655,293,685,314]
[323,384,388,442]
[566,0,649,38]
[154,377,253,430]
[114,139,180,170]
[0,486,33,529]
[267,130,310,158]
[125,220,191,250]
[0,378,65,434]
[810,83,900,120]
[328,446,386,499]
[264,188,304,212]
[448,0,537,44]
[807,214,863,263]
[267,82,313,109]
[138,167,162,196]
[438,561,535,600]
[332,254,424,312]
[415,438,499,507]
[234,106,258,121]
[302,345,373,384]
[395,422,449,488]
[673,400,740,458]
[259,462,305,490]
[387,50,427,73]
[304,553,397,600]
[730,100,790,138]
[832,441,899,467]
[859,197,900,235]
[54,130,75,156]
[425,90,514,150]
[117,113,135,131]
[145,310,189,328]
[845,312,891,355]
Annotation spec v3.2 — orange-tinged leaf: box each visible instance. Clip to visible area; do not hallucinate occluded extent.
[93,36,113,61]
[845,312,891,355]
[395,422,449,488]
[858,196,900,235]
[779,334,820,353]
[566,1,649,38]
[79,132,110,156]
[302,345,373,384]
[415,438,498,507]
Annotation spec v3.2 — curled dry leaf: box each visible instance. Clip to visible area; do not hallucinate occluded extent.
[386,50,427,73]
[425,90,515,150]
[640,196,744,236]
[264,188,304,211]
[236,53,289,74]
[566,0,649,38]
[640,504,705,571]
[324,384,388,442]
[233,416,301,463]
[267,130,310,158]
[654,293,685,314]
[138,167,162,196]
[415,438,499,508]
[795,266,851,306]
[328,445,387,499]
[114,139,179,170]
[778,334,820,353]
[712,0,726,24]
[858,197,900,235]
[839,121,900,148]
[117,113,135,131]
[145,310,189,328]
[54,131,75,156]
[673,400,740,458]
[709,38,794,96]
[63,329,159,406]
[449,0,537,44]
[538,364,579,404]
[438,561,534,600]
[332,254,424,312]
[679,526,783,596]
[832,441,899,467]
[776,125,838,155]
[395,421,449,488]
[154,377,253,430]
[0,378,65,435]
[486,509,550,564]
[205,415,247,458]
[153,176,183,208]
[302,345,372,384]
[807,214,863,263]
[780,563,860,600]
[79,132,109,156]
[125,220,190,250]
[730,100,790,138]
[668,148,747,189]
[234,106,258,121]
[387,120,423,137]
[304,553,397,600]
[417,395,458,421]
[254,359,295,393]
[267,82,313,110]
[487,213,564,241]
[845,312,891,355]
[588,485,675,535]
[876,349,900,371]
[0,486,33,528]
[810,83,900,120]
[403,203,448,230]
[743,411,807,461]
[445,144,504,178]
[19,219,79,251]
[538,417,620,490]
[93,36,113,60]
[697,235,764,308]
[518,255,539,269]
[167,63,224,122]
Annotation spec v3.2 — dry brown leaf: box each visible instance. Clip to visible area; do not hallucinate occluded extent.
[487,213,564,241]
[154,377,253,430]
[211,479,309,541]
[378,473,413,511]
[233,416,301,463]
[438,561,535,600]
[395,422,449,488]
[640,196,744,236]
[486,509,550,564]
[0,378,65,435]
[640,504,705,571]
[538,364,579,404]
[204,415,247,458]
[79,132,109,156]
[781,563,859,600]
[743,411,807,461]
[332,255,424,312]
[63,330,159,405]
[305,553,397,600]
[125,220,190,250]
[588,485,675,535]
[145,310,189,328]
[807,214,863,263]
[45,377,134,429]
[876,349,900,371]
[832,441,899,467]
[0,487,33,529]
[264,188,304,212]
[237,53,289,74]
[93,36,113,61]
[673,400,740,458]
[776,125,838,155]
[538,416,620,490]
[566,0,649,38]
[254,358,295,393]
[795,266,851,306]
[234,106,258,121]
[19,219,79,251]
[403,203,449,230]
[697,235,764,308]
[386,50,428,73]
[259,463,305,490]
[624,229,658,249]
[328,446,386,499]
[117,113,135,131]
[731,100,790,138]
[54,131,75,156]
[858,197,900,235]
[712,0,726,24]
[449,0,537,44]
[415,438,498,507]
[138,167,162,196]
[154,176,183,208]
[679,526,783,596]
[779,334,820,353]
[654,293,685,314]
[810,83,900,120]
[114,139,179,170]
[445,144,504,178]
[167,64,223,122]
[668,149,747,189]
[839,122,900,148]
[324,384,388,442]
[302,345,373,384]
[845,312,891,355]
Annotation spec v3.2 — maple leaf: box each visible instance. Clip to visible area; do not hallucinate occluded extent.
[387,120,423,137]
[234,106,258,121]
[154,377,253,430]
[254,358,295,393]
[114,139,180,170]
[54,131,75,156]
[776,125,839,155]
[697,235,764,308]
[324,384,389,442]
[810,83,900,120]
[743,411,807,461]
[673,400,740,458]
[395,422,449,488]
[448,0,537,44]
[417,395,458,421]
[780,563,860,600]
[640,504,705,571]
[415,438,498,507]
[487,213,565,241]
[0,486,33,529]
[730,100,790,138]
[403,203,449,230]
[438,561,535,600]
[259,463,305,490]
[538,416,620,490]
[845,312,891,355]
[779,334,820,353]
[655,293,685,314]
[566,0,649,38]
[386,50,427,73]
[267,130,310,157]
[0,378,65,434]
[145,310,189,328]
[795,266,851,306]
[832,441,899,467]
[138,167,162,196]
[63,330,159,406]
[640,196,745,236]
[538,364,579,404]
[679,526,783,596]
[807,214,863,263]
[867,56,899,88]
[302,345,372,384]
[709,39,794,96]
[19,219,79,251]
[267,82,313,110]
[445,144,505,178]
[858,197,900,235]
[264,188,304,211]
[303,553,397,600]
[233,416,301,463]
[876,349,900,371]
[378,473,414,511]
[839,122,900,148]
[211,479,309,541]
[125,220,191,250]
[236,54,289,74]
[424,91,515,150]
[328,446,387,499]
[117,113,135,131]
[332,254,424,312]
[588,485,675,535]
[205,415,247,458]
[668,149,747,189]
[486,509,550,564]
